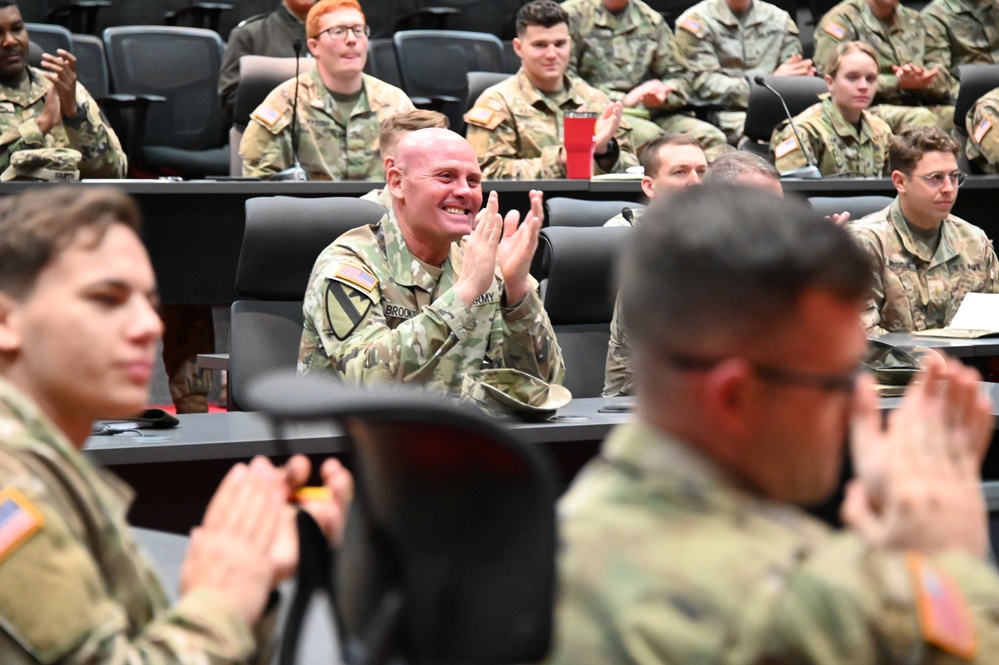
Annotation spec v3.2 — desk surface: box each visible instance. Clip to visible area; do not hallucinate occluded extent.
[876,332,999,358]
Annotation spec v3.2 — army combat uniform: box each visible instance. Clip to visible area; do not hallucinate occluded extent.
[923,0,999,98]
[298,205,565,393]
[465,70,638,179]
[546,421,999,664]
[0,67,126,179]
[218,4,307,120]
[240,69,414,180]
[0,379,275,664]
[674,0,803,144]
[770,97,892,176]
[813,0,954,131]
[966,86,999,173]
[563,0,731,161]
[847,198,999,336]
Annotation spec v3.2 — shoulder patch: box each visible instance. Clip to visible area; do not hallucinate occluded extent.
[464,105,503,130]
[973,116,993,143]
[908,553,977,659]
[774,135,799,159]
[678,15,704,35]
[334,264,378,292]
[823,20,847,39]
[0,488,43,564]
[325,281,373,341]
[251,104,283,128]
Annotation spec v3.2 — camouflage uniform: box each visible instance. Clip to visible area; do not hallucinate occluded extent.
[547,420,999,665]
[0,379,275,664]
[966,85,999,173]
[847,197,999,335]
[602,298,633,397]
[240,69,414,180]
[298,205,565,393]
[674,0,803,143]
[563,0,731,161]
[813,0,954,132]
[923,0,999,98]
[0,67,126,179]
[465,70,639,179]
[218,4,308,119]
[770,97,892,176]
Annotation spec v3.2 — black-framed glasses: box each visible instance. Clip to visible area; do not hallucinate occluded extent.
[909,170,967,189]
[317,24,370,40]
[662,352,861,394]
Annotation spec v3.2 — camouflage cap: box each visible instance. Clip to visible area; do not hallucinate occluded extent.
[863,340,921,386]
[460,368,572,421]
[1,148,82,182]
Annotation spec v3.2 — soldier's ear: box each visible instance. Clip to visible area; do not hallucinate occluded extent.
[0,292,23,354]
[890,169,907,194]
[512,37,523,58]
[640,175,655,199]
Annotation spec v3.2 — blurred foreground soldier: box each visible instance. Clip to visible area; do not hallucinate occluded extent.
[299,128,565,392]
[550,183,999,664]
[0,1,126,179]
[922,0,999,96]
[700,147,784,194]
[218,0,316,120]
[360,109,450,205]
[240,0,414,179]
[465,0,638,179]
[563,0,731,160]
[0,186,352,663]
[847,126,999,335]
[966,85,999,173]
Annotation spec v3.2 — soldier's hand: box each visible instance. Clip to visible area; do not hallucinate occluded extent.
[623,80,671,109]
[40,49,78,119]
[456,190,503,307]
[497,189,543,304]
[180,457,284,626]
[893,63,938,90]
[594,102,623,155]
[773,54,816,77]
[37,88,62,136]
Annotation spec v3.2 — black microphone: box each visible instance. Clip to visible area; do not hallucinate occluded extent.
[753,75,822,180]
[269,38,309,181]
[622,207,635,225]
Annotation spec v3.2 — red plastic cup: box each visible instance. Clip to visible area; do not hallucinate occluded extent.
[563,112,598,179]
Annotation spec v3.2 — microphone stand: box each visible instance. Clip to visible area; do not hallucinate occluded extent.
[269,38,310,181]
[754,75,822,180]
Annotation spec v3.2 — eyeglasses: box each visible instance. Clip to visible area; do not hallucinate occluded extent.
[908,170,967,189]
[316,24,370,40]
[662,352,861,394]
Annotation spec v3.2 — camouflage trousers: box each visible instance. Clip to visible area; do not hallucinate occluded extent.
[161,304,215,414]
[870,103,955,133]
[629,112,734,162]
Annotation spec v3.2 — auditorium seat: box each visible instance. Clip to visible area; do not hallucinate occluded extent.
[807,195,893,221]
[742,73,827,160]
[544,197,644,228]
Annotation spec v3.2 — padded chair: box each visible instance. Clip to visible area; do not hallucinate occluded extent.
[27,41,43,69]
[544,197,645,228]
[26,23,74,57]
[164,2,235,32]
[743,74,827,158]
[393,30,504,134]
[228,55,317,175]
[537,226,631,398]
[953,64,999,136]
[73,33,110,98]
[502,40,519,74]
[807,195,892,222]
[46,0,109,35]
[228,196,386,411]
[243,371,559,665]
[365,38,404,90]
[466,71,511,121]
[422,0,520,37]
[103,26,230,178]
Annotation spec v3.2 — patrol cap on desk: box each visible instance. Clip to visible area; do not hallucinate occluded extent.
[1,148,82,182]
[461,368,572,421]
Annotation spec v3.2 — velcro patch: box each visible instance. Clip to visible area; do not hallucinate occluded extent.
[774,135,799,159]
[252,105,283,127]
[973,116,993,143]
[334,264,378,292]
[325,281,373,341]
[908,553,977,659]
[678,15,703,35]
[823,21,847,40]
[464,106,502,130]
[0,488,43,564]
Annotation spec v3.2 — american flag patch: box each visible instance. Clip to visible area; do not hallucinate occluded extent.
[252,105,282,127]
[0,488,43,564]
[974,116,992,143]
[678,16,703,35]
[774,135,799,159]
[908,553,977,659]
[823,21,847,40]
[335,264,378,292]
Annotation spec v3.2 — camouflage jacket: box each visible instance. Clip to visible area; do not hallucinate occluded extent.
[564,0,691,109]
[771,97,892,176]
[674,0,803,110]
[240,69,414,180]
[967,85,999,173]
[464,69,638,179]
[0,67,126,179]
[298,205,565,393]
[0,379,274,664]
[847,197,999,335]
[218,5,307,119]
[547,421,999,664]
[813,0,955,104]
[923,0,999,96]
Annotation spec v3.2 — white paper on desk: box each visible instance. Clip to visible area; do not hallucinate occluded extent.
[947,292,999,330]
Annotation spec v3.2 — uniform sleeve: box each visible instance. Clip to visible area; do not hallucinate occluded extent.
[466,92,565,180]
[0,111,46,174]
[966,97,999,171]
[67,82,128,179]
[984,234,999,294]
[602,296,632,397]
[675,13,751,109]
[846,224,891,336]
[921,6,958,86]
[218,24,253,119]
[776,15,804,65]
[812,11,855,75]
[499,285,565,386]
[239,89,293,177]
[650,25,692,111]
[922,14,959,100]
[770,119,815,174]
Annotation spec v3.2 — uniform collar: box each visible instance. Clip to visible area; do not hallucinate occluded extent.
[888,196,960,265]
[709,0,765,27]
[515,68,588,111]
[2,66,50,107]
[592,0,643,31]
[821,96,880,143]
[379,204,462,291]
[276,2,305,25]
[307,68,372,117]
